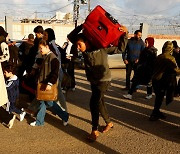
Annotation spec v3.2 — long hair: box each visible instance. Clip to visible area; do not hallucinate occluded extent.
[45,28,55,43]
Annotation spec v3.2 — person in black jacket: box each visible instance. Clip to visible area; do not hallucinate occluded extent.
[18,33,34,79]
[172,40,180,97]
[123,37,157,100]
[71,25,128,141]
[26,25,44,74]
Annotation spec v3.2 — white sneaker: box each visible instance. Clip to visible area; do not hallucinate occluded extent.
[20,109,26,121]
[30,121,36,126]
[145,95,152,99]
[8,115,16,129]
[123,94,132,100]
[63,121,68,126]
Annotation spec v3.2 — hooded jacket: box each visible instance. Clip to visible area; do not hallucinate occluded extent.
[152,41,180,81]
[152,41,180,104]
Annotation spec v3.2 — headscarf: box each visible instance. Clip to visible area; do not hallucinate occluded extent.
[145,37,154,48]
[162,41,173,54]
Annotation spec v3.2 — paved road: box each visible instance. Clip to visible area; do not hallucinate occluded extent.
[0,69,179,154]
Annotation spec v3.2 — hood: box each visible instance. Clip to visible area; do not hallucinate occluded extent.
[162,41,173,55]
[145,37,154,48]
[7,75,18,81]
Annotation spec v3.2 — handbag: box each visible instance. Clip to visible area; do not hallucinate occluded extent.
[36,81,58,101]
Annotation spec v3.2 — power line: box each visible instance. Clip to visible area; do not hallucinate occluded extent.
[36,3,73,13]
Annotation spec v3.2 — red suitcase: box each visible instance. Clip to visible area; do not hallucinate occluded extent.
[83,5,125,49]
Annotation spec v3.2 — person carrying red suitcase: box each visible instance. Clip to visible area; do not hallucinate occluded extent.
[68,24,128,141]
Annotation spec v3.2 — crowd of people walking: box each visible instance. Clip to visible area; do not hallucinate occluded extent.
[0,24,179,142]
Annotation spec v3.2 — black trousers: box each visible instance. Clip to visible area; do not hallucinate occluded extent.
[152,80,165,113]
[152,75,176,114]
[125,61,138,89]
[90,81,111,131]
[128,77,152,95]
[67,61,76,88]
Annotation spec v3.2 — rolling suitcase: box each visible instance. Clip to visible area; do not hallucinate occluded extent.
[83,5,125,49]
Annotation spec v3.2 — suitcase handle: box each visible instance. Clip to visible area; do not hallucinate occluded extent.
[105,12,118,24]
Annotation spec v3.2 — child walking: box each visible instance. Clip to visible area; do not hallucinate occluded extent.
[4,65,26,128]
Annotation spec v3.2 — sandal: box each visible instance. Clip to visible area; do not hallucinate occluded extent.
[102,122,113,133]
[87,130,99,142]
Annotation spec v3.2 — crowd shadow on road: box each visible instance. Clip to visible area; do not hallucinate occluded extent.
[68,71,180,143]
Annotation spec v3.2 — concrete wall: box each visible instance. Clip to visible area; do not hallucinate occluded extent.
[0,22,180,51]
[154,39,180,55]
[0,22,75,46]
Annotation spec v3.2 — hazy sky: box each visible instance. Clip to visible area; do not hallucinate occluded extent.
[0,0,179,25]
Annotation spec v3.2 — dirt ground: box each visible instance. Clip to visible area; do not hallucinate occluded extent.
[0,69,179,154]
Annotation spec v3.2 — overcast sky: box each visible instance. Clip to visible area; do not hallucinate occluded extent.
[0,0,179,25]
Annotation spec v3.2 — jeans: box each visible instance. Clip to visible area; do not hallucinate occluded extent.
[90,81,111,131]
[36,100,69,126]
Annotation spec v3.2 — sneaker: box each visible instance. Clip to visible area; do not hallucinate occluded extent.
[20,109,26,121]
[123,94,132,100]
[8,115,16,129]
[145,95,152,99]
[63,121,68,126]
[30,121,36,126]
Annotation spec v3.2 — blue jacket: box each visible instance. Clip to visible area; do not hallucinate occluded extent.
[6,75,19,103]
[122,37,145,62]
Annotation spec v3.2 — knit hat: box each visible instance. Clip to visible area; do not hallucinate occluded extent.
[145,37,154,48]
[162,41,173,54]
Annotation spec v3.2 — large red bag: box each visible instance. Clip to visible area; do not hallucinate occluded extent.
[83,5,125,49]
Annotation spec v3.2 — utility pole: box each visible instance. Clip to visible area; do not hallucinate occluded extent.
[88,0,91,14]
[5,16,7,31]
[73,0,79,28]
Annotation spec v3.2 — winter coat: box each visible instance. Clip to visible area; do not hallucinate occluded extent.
[152,41,180,104]
[6,75,19,104]
[133,46,157,85]
[122,37,145,62]
[39,52,59,85]
[83,47,121,84]
[0,37,9,106]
